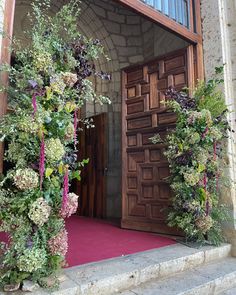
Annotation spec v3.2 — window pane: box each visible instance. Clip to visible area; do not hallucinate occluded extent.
[146,0,154,6]
[154,0,162,11]
[169,0,176,19]
[162,0,169,15]
[141,0,190,28]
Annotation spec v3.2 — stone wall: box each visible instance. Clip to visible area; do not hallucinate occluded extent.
[14,0,187,218]
[201,0,236,253]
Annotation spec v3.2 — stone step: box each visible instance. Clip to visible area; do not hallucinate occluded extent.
[59,243,231,295]
[220,286,236,294]
[118,256,236,295]
[1,243,231,295]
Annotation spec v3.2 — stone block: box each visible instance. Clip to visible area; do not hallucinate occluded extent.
[104,37,115,51]
[138,264,160,284]
[128,55,144,64]
[159,251,204,278]
[121,25,141,36]
[181,282,215,295]
[3,283,20,292]
[117,8,136,17]
[110,49,118,60]
[22,280,40,292]
[94,0,115,12]
[142,20,153,33]
[119,56,128,62]
[223,286,236,294]
[103,20,120,34]
[51,278,78,295]
[108,11,125,23]
[117,46,139,56]
[79,270,139,295]
[214,271,236,294]
[126,16,140,25]
[127,37,142,47]
[90,4,106,18]
[111,34,126,46]
[96,27,109,40]
[204,244,231,263]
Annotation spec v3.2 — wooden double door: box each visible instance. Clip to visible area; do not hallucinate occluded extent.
[121,48,193,234]
[76,47,193,235]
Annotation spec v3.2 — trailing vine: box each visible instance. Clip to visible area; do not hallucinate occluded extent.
[0,0,110,290]
[151,69,230,245]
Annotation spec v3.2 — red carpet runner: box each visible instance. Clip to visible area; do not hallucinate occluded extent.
[65,216,175,267]
[0,216,176,267]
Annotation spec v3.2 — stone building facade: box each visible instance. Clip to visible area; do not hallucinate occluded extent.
[1,0,236,252]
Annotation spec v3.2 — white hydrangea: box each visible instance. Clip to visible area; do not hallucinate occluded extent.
[13,168,39,190]
[45,138,65,163]
[28,197,51,227]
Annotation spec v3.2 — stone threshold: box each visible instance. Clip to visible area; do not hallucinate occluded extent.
[1,243,231,295]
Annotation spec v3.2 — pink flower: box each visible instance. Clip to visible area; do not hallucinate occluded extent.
[39,133,45,190]
[62,168,69,210]
[60,193,79,218]
[48,229,68,256]
[73,109,78,147]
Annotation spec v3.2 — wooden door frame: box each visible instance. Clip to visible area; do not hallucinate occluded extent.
[0,0,16,173]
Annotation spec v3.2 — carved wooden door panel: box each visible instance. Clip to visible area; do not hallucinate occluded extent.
[121,48,192,234]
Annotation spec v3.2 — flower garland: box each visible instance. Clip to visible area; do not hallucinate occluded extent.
[151,74,230,245]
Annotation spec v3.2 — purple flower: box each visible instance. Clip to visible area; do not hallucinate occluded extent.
[28,80,38,88]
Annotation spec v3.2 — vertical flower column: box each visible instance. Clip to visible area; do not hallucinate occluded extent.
[0,0,111,290]
[152,78,230,245]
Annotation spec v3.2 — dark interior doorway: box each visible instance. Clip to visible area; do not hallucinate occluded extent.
[75,113,108,219]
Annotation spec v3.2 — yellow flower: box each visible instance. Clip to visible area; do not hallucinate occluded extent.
[33,52,52,72]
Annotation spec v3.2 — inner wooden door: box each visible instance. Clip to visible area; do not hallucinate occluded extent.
[76,113,107,219]
[121,48,193,234]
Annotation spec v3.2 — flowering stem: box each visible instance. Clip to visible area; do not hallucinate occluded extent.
[62,167,69,210]
[73,108,78,148]
[202,127,209,139]
[39,133,45,190]
[204,173,210,216]
[32,93,37,118]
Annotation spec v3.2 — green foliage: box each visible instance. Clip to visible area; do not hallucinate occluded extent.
[152,71,230,245]
[0,0,110,289]
[195,81,227,119]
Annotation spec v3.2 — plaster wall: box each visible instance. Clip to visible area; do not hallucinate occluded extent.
[14,0,187,218]
[201,0,236,254]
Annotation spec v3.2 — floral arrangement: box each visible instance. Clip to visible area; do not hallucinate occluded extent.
[0,0,110,290]
[151,70,230,245]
